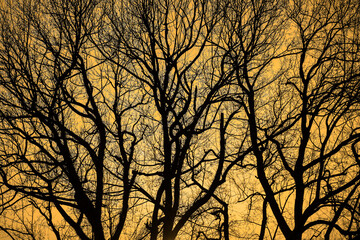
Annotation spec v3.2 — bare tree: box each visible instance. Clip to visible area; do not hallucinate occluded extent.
[0,0,143,239]
[97,0,245,239]
[218,0,360,239]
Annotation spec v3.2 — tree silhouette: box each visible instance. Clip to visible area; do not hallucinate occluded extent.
[98,0,242,239]
[0,0,141,239]
[217,0,360,239]
[1,0,360,239]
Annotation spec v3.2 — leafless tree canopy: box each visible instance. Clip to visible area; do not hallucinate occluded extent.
[0,0,360,239]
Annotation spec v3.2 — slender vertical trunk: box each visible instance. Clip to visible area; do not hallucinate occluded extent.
[223,204,230,240]
[162,115,175,240]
